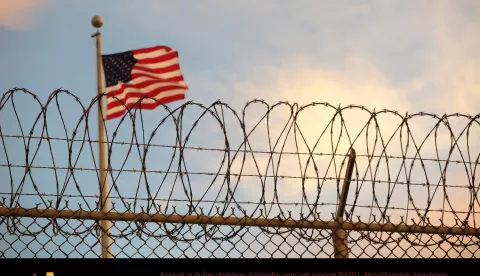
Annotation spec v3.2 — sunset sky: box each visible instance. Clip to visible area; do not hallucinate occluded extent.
[1,0,479,258]
[1,0,479,113]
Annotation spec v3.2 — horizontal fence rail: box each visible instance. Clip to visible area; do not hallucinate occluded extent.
[2,207,480,236]
[1,88,480,258]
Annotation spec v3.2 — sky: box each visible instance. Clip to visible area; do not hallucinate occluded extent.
[1,0,480,258]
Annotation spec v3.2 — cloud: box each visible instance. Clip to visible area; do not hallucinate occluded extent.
[422,0,480,114]
[0,0,50,30]
[179,0,480,227]
[111,0,480,114]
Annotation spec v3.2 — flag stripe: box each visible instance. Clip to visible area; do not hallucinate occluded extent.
[131,69,182,80]
[127,75,186,86]
[103,45,187,120]
[106,92,185,120]
[135,51,179,65]
[107,87,185,110]
[110,90,185,110]
[106,78,186,100]
[107,83,187,107]
[133,63,181,74]
[132,46,172,55]
[106,76,185,95]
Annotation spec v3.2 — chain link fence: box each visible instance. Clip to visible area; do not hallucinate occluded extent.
[1,88,479,258]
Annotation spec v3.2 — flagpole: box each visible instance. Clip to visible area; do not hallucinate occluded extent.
[91,15,113,258]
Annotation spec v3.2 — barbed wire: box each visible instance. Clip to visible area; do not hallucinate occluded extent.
[2,134,479,165]
[1,88,480,258]
[0,163,473,189]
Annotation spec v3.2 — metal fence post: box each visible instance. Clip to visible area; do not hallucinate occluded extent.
[91,15,113,258]
[332,148,356,258]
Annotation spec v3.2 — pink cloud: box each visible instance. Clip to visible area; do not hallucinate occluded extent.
[0,0,50,30]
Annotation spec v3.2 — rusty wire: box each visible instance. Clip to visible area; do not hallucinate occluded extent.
[0,87,480,258]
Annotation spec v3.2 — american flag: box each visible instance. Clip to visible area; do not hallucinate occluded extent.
[101,45,188,120]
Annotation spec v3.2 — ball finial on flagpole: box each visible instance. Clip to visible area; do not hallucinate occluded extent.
[91,15,104,28]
